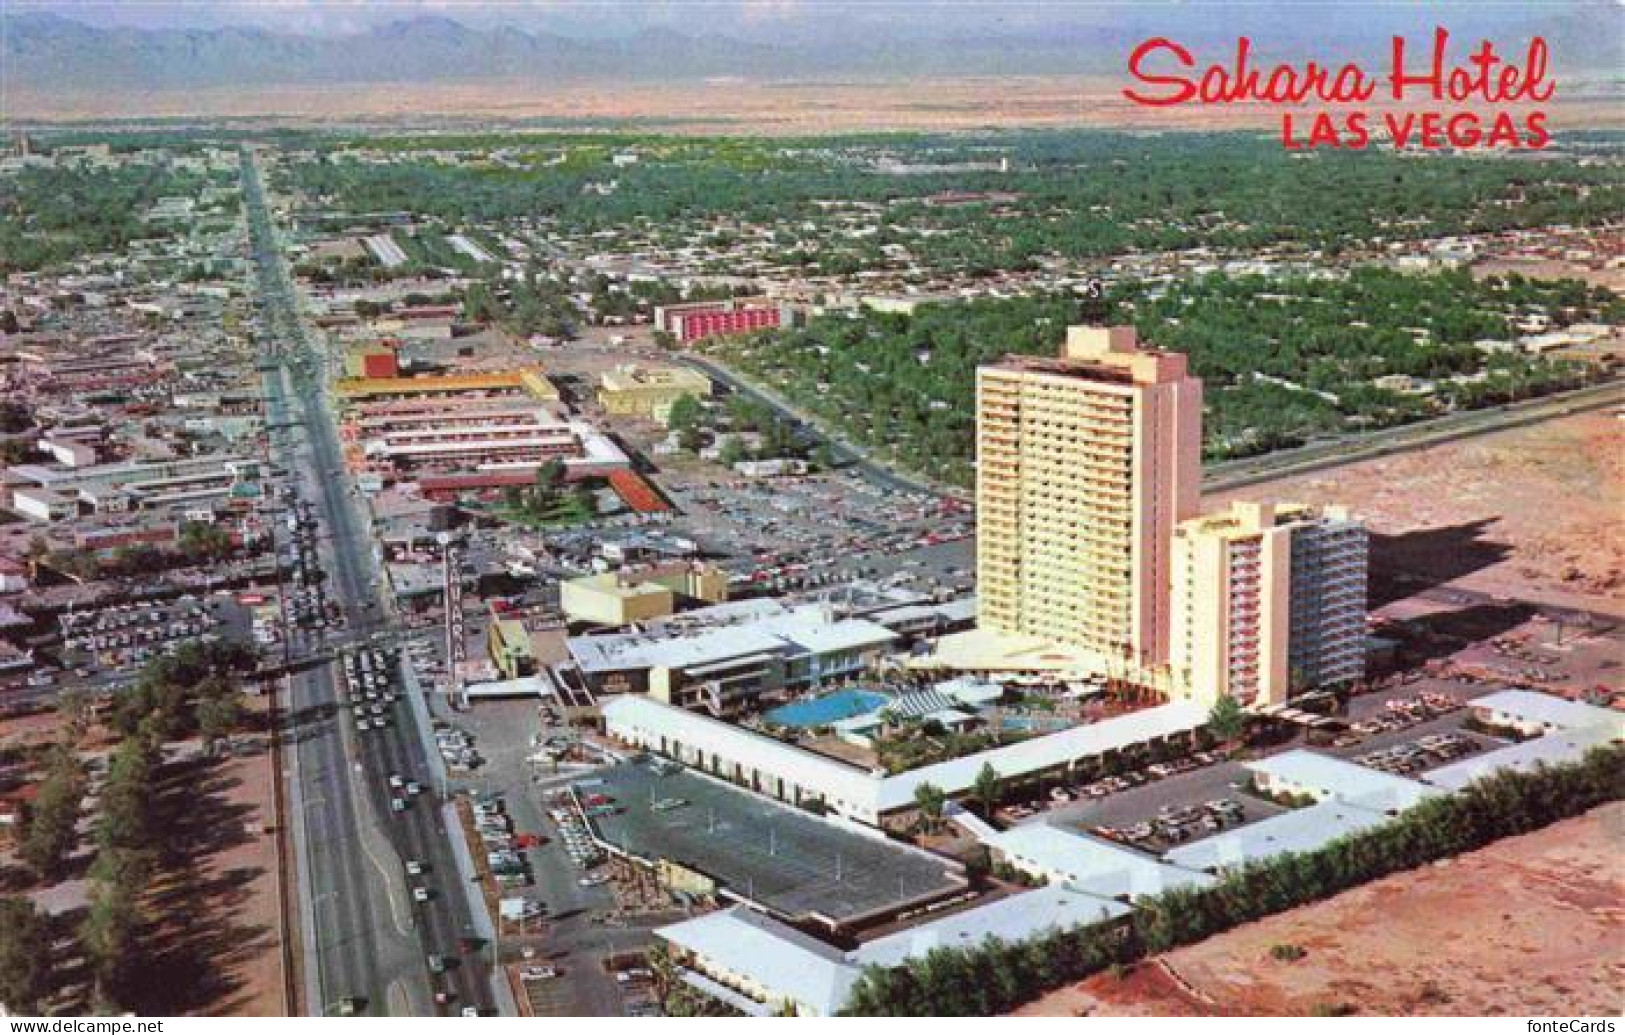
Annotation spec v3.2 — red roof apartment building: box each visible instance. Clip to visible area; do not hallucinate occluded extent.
[653,298,791,344]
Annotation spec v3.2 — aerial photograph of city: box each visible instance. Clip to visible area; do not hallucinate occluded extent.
[0,0,1619,1024]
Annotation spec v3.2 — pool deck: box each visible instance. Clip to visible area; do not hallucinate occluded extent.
[764,689,889,728]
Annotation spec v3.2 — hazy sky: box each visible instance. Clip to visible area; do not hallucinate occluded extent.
[13,1,1603,41]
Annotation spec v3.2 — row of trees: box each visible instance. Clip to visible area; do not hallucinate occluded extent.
[108,640,254,749]
[842,744,1623,1015]
[80,732,165,1009]
[0,642,257,1011]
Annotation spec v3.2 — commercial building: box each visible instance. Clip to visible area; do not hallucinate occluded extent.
[488,616,539,681]
[6,456,256,515]
[654,687,1620,1015]
[975,325,1202,669]
[334,366,559,404]
[12,486,75,522]
[1163,799,1392,875]
[1245,749,1439,814]
[560,562,729,627]
[1170,501,1368,706]
[1423,722,1619,791]
[1464,689,1624,737]
[571,603,897,715]
[562,574,675,627]
[596,364,712,423]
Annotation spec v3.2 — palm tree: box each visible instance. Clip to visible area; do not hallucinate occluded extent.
[913,782,946,833]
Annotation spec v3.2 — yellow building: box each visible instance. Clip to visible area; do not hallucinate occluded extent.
[336,365,559,403]
[561,574,676,627]
[560,563,729,627]
[597,364,712,424]
[1171,501,1367,707]
[488,616,538,680]
[976,325,1202,668]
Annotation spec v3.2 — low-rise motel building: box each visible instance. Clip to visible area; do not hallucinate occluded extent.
[646,685,1619,1016]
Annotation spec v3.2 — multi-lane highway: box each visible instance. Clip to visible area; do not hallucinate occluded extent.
[1203,378,1625,491]
[243,148,499,1017]
[680,352,1623,503]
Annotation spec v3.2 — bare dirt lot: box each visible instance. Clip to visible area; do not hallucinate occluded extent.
[14,78,1621,135]
[0,701,287,1016]
[1210,410,1625,616]
[1016,801,1625,1017]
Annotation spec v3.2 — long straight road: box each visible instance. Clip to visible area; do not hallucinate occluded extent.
[245,147,499,1016]
[683,352,1623,501]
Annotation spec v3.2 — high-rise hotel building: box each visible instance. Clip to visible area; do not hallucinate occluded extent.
[975,325,1203,668]
[1169,501,1368,706]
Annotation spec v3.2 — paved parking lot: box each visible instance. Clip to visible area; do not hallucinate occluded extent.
[446,698,665,1017]
[585,759,965,924]
[1034,760,1291,847]
[658,471,976,596]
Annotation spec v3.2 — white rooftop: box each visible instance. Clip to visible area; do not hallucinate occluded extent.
[655,906,860,1017]
[604,695,881,812]
[989,823,1217,901]
[1423,722,1620,791]
[571,603,896,674]
[604,695,1206,821]
[1469,689,1625,733]
[1164,800,1390,873]
[657,885,1136,1016]
[875,700,1207,812]
[850,887,1131,970]
[1246,749,1439,813]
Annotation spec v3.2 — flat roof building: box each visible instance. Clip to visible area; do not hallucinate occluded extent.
[986,823,1217,902]
[1171,501,1368,706]
[1465,689,1625,736]
[597,363,712,424]
[656,886,1132,1017]
[976,325,1201,670]
[1163,799,1391,874]
[603,693,1207,827]
[570,602,896,714]
[1245,749,1439,814]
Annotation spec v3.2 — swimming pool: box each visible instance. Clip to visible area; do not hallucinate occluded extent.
[1000,715,1074,734]
[764,689,888,728]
